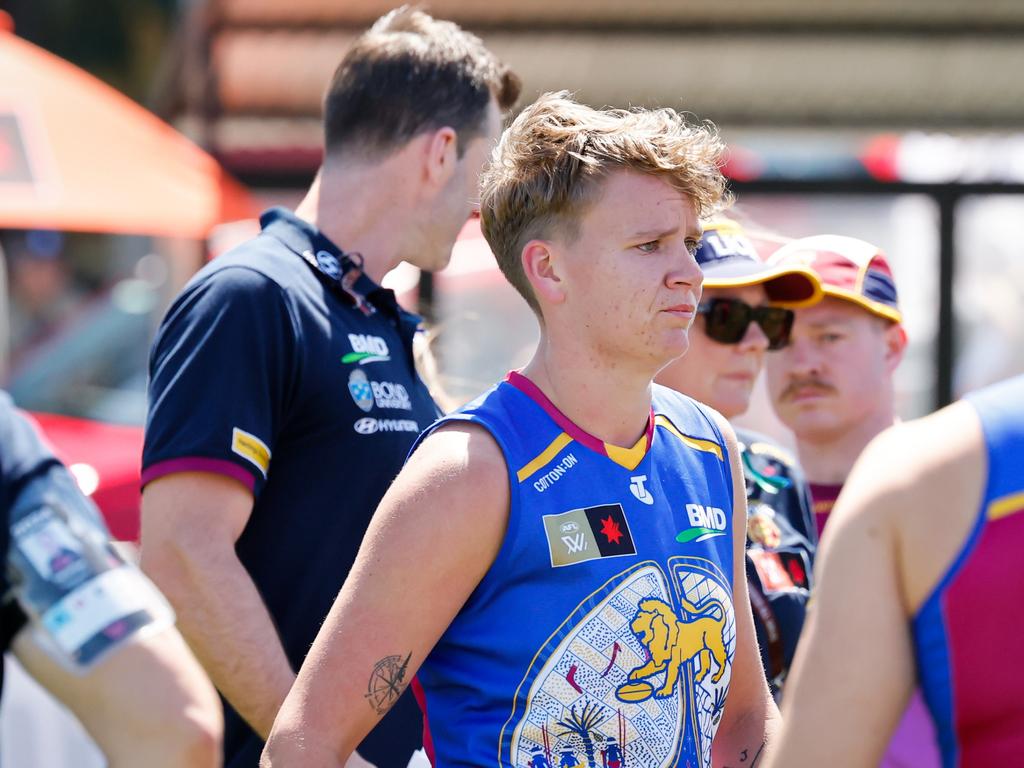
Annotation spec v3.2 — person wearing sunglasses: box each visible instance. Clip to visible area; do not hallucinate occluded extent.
[764,235,940,768]
[655,217,822,698]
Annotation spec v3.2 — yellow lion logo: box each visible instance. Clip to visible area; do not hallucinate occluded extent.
[622,596,728,700]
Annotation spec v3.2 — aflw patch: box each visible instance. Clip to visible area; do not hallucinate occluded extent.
[542,503,636,567]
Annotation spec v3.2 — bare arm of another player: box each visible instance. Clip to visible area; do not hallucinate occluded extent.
[763,430,916,766]
[261,423,510,767]
[141,472,296,739]
[13,614,222,767]
[709,411,782,768]
[764,406,984,768]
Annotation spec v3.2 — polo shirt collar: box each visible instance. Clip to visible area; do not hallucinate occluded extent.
[259,206,422,345]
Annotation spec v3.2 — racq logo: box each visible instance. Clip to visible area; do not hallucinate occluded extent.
[353,418,419,435]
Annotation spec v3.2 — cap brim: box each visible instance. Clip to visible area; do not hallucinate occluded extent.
[821,286,903,323]
[701,261,824,309]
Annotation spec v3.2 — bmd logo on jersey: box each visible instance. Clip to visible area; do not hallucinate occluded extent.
[342,334,391,365]
[676,503,728,543]
[543,504,636,568]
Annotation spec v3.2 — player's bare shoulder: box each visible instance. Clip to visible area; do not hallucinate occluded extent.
[831,401,986,611]
[839,402,983,520]
[381,420,512,554]
[403,421,509,495]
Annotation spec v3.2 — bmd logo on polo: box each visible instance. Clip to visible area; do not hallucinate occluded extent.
[676,503,728,543]
[342,334,391,365]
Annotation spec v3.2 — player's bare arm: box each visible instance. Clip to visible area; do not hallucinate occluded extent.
[765,403,985,767]
[708,409,782,767]
[141,472,296,739]
[13,602,222,767]
[261,422,510,767]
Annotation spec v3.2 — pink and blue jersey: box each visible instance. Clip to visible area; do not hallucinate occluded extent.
[411,373,738,768]
[912,374,1024,767]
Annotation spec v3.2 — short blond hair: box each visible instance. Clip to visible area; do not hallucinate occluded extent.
[480,91,729,311]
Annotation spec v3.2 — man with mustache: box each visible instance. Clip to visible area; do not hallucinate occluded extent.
[765,235,907,540]
[765,235,939,767]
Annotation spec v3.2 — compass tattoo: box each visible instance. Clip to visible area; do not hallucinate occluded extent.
[364,652,413,716]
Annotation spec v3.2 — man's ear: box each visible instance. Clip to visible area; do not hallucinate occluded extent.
[423,126,459,189]
[883,321,908,373]
[522,239,566,307]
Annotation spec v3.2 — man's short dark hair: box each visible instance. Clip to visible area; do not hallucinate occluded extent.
[323,7,520,159]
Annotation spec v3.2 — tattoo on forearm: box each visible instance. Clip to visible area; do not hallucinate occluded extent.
[364,652,413,716]
[725,742,765,768]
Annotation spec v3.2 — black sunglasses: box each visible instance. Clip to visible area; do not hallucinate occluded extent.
[696,298,795,351]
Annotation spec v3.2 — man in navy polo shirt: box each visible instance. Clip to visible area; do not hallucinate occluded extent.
[139,8,519,767]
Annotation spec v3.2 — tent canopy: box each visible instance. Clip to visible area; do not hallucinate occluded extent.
[0,20,257,238]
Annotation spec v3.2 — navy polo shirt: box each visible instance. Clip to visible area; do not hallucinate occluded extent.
[0,392,62,695]
[143,208,439,767]
[736,428,817,695]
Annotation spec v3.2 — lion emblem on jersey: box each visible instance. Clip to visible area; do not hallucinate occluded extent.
[619,596,728,701]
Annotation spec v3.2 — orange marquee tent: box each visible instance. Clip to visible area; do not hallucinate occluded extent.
[0,16,257,237]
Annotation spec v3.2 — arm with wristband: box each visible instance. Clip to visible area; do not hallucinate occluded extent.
[0,395,221,767]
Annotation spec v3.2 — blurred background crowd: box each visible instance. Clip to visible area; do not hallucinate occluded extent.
[1,1,1023,764]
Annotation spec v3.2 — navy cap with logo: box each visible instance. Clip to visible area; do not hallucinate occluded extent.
[695,219,822,308]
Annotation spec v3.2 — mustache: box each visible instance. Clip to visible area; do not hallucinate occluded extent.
[781,378,837,401]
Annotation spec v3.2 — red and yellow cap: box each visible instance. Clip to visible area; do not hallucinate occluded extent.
[767,234,902,323]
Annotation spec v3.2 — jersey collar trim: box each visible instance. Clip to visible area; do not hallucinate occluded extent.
[505,370,653,471]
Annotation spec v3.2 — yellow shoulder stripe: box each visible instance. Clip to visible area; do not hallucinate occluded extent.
[654,414,724,461]
[988,490,1024,521]
[516,432,573,483]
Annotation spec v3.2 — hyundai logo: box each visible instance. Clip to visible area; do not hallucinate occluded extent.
[353,417,378,435]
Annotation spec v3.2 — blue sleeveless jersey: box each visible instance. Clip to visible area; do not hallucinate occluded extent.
[412,372,737,768]
[912,374,1024,767]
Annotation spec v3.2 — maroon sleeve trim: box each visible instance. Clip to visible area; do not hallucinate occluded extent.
[140,457,256,492]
